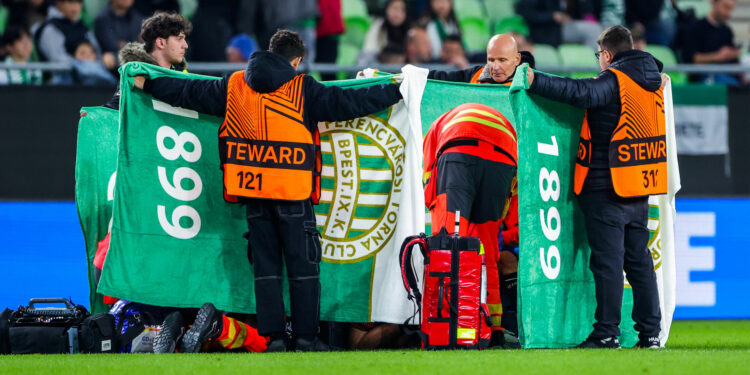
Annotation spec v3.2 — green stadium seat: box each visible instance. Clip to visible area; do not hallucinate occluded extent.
[343,0,370,18]
[82,0,107,28]
[645,45,687,85]
[336,43,359,80]
[460,19,491,52]
[532,44,560,67]
[0,5,8,35]
[494,15,528,36]
[679,0,711,18]
[558,44,599,78]
[342,17,371,47]
[342,0,371,47]
[455,0,485,22]
[483,0,516,24]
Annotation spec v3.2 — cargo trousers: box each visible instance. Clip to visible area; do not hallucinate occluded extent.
[245,198,322,339]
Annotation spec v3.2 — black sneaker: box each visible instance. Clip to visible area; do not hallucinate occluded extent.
[503,330,521,349]
[153,311,185,353]
[265,338,289,353]
[634,336,660,349]
[180,303,222,353]
[294,337,330,352]
[488,330,505,349]
[574,336,621,349]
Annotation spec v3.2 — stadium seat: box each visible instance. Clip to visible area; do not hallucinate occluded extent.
[558,44,599,78]
[342,0,371,47]
[645,45,687,85]
[494,16,529,36]
[342,17,371,47]
[460,19,491,52]
[336,43,359,80]
[82,0,107,28]
[343,0,370,18]
[679,0,711,18]
[0,5,8,35]
[455,0,485,22]
[483,0,516,24]
[532,44,560,67]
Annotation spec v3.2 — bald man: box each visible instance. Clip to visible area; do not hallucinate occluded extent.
[428,34,534,84]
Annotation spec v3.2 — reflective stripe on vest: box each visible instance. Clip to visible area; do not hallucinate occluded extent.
[573,68,667,197]
[220,71,317,201]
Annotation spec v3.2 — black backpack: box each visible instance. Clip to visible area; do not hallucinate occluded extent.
[6,298,88,354]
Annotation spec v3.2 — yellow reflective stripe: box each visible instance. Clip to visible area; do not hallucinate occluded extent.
[442,114,516,143]
[480,243,485,255]
[457,328,477,340]
[459,108,508,126]
[488,303,503,315]
[423,171,431,184]
[230,322,248,349]
[491,315,503,327]
[218,319,238,348]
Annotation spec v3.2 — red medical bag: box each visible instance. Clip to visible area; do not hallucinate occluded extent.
[399,228,492,349]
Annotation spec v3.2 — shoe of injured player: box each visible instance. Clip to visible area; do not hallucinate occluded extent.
[180,303,222,353]
[153,311,185,353]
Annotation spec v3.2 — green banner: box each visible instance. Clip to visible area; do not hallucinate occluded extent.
[75,106,119,314]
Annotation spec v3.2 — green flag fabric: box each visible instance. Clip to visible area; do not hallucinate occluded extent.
[75,106,119,314]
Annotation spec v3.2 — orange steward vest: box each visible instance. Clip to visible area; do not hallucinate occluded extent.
[219,71,321,202]
[574,68,667,197]
[470,66,512,85]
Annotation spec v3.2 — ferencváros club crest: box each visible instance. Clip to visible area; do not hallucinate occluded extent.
[315,114,406,263]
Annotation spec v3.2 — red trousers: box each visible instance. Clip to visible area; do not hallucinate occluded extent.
[428,142,516,331]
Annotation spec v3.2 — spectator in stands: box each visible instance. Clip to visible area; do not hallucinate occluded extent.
[36,0,117,71]
[70,39,116,85]
[419,0,459,60]
[103,11,190,108]
[440,33,468,69]
[0,25,42,84]
[360,0,411,65]
[625,0,674,46]
[316,0,344,81]
[516,0,603,48]
[2,0,51,32]
[632,26,647,50]
[377,42,406,64]
[188,0,238,62]
[225,33,257,63]
[683,0,740,84]
[132,0,179,17]
[94,0,144,56]
[405,26,432,64]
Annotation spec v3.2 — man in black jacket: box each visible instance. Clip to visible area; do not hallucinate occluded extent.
[428,33,534,84]
[527,25,666,349]
[134,30,403,352]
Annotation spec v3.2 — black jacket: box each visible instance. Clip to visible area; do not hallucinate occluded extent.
[529,49,663,193]
[516,0,562,47]
[142,51,403,133]
[428,51,536,83]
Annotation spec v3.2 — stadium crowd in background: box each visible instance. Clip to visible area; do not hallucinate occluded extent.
[0,0,748,86]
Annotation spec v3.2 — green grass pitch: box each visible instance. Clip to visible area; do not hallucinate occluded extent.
[1,320,748,375]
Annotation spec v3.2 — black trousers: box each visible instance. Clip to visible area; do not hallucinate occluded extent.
[579,191,661,340]
[245,198,322,338]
